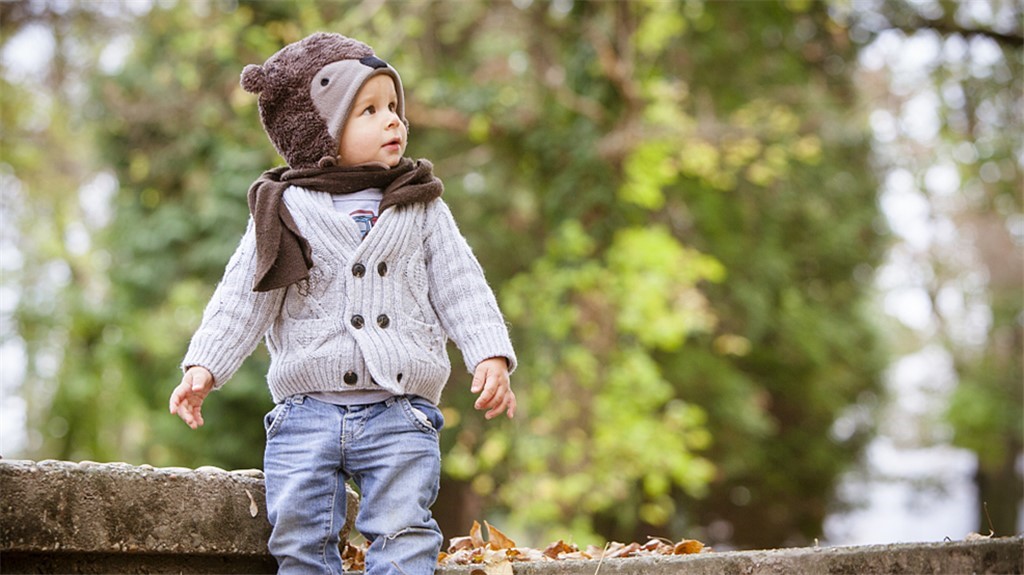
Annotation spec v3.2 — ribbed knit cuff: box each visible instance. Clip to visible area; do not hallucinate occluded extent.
[457,324,517,375]
[181,333,249,390]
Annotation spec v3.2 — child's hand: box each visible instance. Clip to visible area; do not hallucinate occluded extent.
[471,357,516,420]
[169,366,215,429]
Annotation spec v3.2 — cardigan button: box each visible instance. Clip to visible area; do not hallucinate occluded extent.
[343,371,358,385]
[352,263,366,277]
[377,314,390,328]
[377,262,388,276]
[351,315,365,329]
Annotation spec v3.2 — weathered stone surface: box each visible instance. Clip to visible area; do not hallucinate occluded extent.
[1,459,1021,574]
[1,459,272,555]
[0,458,354,573]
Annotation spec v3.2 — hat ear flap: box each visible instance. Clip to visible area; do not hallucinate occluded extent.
[240,64,266,94]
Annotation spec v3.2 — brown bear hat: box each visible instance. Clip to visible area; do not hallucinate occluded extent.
[240,32,406,169]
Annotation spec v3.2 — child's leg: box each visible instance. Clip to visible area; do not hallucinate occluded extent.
[263,396,348,574]
[347,396,445,575]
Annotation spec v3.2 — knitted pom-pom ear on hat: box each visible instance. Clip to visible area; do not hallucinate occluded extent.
[240,64,266,94]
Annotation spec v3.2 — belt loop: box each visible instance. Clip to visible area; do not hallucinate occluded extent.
[385,395,398,407]
[293,395,305,405]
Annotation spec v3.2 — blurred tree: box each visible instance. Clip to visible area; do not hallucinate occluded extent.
[843,0,1022,536]
[5,0,894,549]
[656,2,891,547]
[1,1,141,462]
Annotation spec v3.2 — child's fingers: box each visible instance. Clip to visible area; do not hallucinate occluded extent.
[191,403,205,428]
[505,391,517,419]
[478,376,514,419]
[472,359,513,418]
[470,367,486,394]
[170,381,206,429]
[478,387,503,413]
[169,381,190,414]
[474,383,495,410]
[180,402,203,429]
[174,400,193,427]
[474,372,507,410]
[485,389,516,420]
[484,397,505,419]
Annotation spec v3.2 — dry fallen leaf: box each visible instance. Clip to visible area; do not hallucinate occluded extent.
[604,541,642,559]
[470,520,486,549]
[507,546,547,562]
[673,539,705,554]
[643,537,676,554]
[585,544,606,557]
[438,519,709,566]
[543,539,578,559]
[449,535,477,552]
[485,521,517,550]
[342,541,366,572]
[244,489,258,518]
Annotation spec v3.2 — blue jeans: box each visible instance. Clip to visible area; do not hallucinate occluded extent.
[263,394,445,575]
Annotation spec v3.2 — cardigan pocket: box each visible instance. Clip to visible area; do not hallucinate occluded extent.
[402,315,446,358]
[277,316,340,360]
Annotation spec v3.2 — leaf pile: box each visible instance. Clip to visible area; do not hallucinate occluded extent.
[341,520,707,572]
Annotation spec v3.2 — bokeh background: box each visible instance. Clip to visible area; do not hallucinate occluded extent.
[0,0,1020,551]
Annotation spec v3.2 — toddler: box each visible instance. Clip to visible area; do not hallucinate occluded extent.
[169,32,517,575]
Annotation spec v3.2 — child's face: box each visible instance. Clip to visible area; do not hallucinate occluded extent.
[337,75,407,168]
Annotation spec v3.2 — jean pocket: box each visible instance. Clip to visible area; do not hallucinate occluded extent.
[263,401,291,440]
[398,397,442,435]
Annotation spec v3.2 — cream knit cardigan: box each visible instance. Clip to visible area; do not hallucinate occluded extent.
[182,186,517,404]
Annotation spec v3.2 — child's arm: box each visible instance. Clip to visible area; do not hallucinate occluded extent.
[169,366,215,429]
[173,219,285,427]
[421,200,518,418]
[471,357,516,419]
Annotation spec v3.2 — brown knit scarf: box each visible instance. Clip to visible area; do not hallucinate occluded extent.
[247,157,443,292]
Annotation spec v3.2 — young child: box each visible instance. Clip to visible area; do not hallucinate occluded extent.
[169,32,517,575]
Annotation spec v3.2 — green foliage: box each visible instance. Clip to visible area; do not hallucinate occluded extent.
[494,220,720,542]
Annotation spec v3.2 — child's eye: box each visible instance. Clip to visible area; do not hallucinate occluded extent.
[388,102,397,112]
[362,105,376,116]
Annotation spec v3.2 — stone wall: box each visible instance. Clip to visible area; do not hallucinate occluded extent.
[2,459,1021,574]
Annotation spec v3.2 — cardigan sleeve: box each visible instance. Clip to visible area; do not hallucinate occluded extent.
[422,199,517,374]
[181,218,285,388]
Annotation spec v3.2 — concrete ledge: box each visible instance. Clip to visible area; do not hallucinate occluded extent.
[466,537,1023,574]
[0,459,354,573]
[2,459,1021,574]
